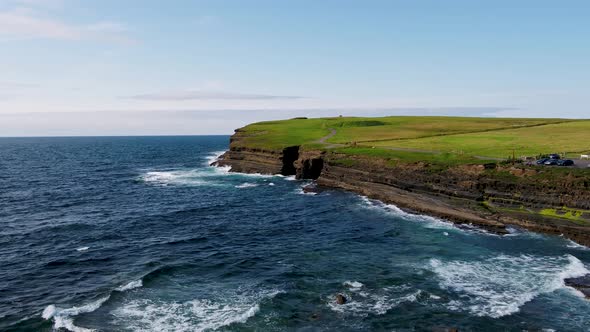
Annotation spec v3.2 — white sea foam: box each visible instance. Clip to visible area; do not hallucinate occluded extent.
[296,188,317,195]
[429,254,589,318]
[42,305,56,319]
[43,296,110,332]
[204,151,227,166]
[235,182,258,189]
[268,182,275,186]
[329,284,421,316]
[76,247,89,252]
[359,196,456,230]
[116,280,143,292]
[503,226,544,239]
[141,169,215,186]
[566,239,589,250]
[343,281,364,291]
[112,289,281,332]
[143,151,292,187]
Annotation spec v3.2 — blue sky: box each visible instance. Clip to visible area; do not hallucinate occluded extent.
[1,0,589,135]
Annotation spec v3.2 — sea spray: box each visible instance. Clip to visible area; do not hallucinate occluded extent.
[429,254,589,318]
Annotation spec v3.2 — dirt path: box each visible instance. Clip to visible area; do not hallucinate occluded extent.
[316,128,345,148]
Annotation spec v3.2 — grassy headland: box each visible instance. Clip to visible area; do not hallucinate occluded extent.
[232,116,590,165]
[223,115,590,241]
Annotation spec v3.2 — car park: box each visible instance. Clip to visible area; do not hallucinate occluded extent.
[557,159,574,166]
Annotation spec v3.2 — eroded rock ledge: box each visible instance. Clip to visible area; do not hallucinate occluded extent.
[214,142,590,247]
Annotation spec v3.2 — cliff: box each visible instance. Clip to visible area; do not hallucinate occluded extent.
[215,130,590,247]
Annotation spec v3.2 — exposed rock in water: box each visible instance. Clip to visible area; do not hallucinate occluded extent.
[302,183,322,194]
[335,294,347,305]
[565,275,590,299]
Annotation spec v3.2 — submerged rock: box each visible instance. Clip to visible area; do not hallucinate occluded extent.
[302,184,321,194]
[335,294,347,305]
[565,275,590,298]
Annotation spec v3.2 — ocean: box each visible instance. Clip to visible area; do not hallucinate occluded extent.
[1,136,589,331]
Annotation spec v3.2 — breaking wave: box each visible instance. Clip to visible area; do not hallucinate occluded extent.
[116,280,143,292]
[42,296,110,332]
[429,254,589,318]
[566,239,589,250]
[204,151,227,166]
[111,289,281,332]
[235,182,258,189]
[328,283,422,316]
[43,277,145,331]
[140,169,222,187]
[359,196,456,230]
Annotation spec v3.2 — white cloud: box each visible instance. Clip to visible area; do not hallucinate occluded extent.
[127,90,306,101]
[0,7,135,43]
[14,0,65,9]
[0,81,39,88]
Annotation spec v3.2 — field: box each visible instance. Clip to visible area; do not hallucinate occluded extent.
[235,116,590,164]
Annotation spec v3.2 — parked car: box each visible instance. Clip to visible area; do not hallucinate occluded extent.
[549,154,561,160]
[557,159,574,166]
[536,158,549,165]
[544,159,559,165]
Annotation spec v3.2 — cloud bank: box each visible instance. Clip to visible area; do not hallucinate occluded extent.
[127,90,306,101]
[0,7,133,43]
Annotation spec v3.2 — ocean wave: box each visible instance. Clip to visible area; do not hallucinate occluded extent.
[204,151,227,166]
[76,247,89,252]
[328,283,422,316]
[116,280,143,292]
[141,166,292,187]
[42,296,110,332]
[359,196,456,230]
[358,196,497,236]
[343,280,364,291]
[566,239,589,250]
[296,188,317,195]
[140,169,218,186]
[429,254,589,318]
[111,289,281,332]
[42,277,144,331]
[235,182,258,189]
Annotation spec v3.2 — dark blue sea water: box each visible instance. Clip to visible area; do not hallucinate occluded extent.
[1,136,590,332]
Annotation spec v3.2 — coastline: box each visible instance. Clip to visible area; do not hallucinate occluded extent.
[213,137,590,247]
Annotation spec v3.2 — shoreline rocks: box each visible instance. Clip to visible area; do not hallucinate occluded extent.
[565,275,590,299]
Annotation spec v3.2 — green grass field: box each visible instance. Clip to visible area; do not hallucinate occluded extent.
[234,116,590,164]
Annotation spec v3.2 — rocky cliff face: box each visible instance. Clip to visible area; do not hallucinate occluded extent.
[214,134,590,246]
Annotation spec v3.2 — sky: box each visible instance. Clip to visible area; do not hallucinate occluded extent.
[1,0,589,136]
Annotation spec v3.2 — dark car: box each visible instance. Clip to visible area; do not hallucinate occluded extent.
[536,158,549,165]
[549,154,561,160]
[544,159,559,165]
[557,159,574,166]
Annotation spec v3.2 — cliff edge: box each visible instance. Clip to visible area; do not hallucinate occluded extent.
[215,118,590,246]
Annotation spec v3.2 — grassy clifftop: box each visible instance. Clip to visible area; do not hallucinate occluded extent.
[233,116,590,165]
